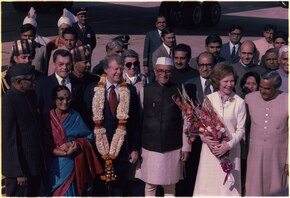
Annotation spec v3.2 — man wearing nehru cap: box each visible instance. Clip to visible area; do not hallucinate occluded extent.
[2,63,46,196]
[136,57,191,196]
[72,7,96,51]
[70,44,99,127]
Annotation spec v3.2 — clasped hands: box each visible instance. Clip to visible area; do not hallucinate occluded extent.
[200,135,230,158]
[59,141,79,156]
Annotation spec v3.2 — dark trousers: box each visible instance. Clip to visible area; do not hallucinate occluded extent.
[5,176,41,197]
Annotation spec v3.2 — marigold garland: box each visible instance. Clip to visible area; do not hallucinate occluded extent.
[92,74,130,182]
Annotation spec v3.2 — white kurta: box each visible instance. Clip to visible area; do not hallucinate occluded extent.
[135,131,191,185]
[193,92,246,196]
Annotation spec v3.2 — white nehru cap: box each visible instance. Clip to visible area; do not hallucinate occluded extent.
[23,7,37,27]
[156,57,174,66]
[57,8,77,27]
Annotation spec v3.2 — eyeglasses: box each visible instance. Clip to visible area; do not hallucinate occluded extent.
[125,61,140,68]
[198,64,213,68]
[156,69,172,75]
[56,97,71,102]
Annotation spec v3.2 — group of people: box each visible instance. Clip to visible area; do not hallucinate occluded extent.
[1,6,289,197]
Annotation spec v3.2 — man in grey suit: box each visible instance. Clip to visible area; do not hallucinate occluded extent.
[143,15,167,83]
[220,24,243,64]
[152,28,175,74]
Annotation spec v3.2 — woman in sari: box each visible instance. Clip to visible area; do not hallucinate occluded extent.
[46,85,102,196]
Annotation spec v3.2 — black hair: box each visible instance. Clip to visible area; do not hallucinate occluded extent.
[174,44,192,59]
[62,27,78,39]
[53,49,72,63]
[228,24,243,34]
[205,34,222,46]
[20,23,36,36]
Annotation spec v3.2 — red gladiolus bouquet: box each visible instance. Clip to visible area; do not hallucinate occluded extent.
[172,85,232,185]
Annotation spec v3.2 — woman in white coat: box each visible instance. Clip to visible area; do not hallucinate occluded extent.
[193,63,246,196]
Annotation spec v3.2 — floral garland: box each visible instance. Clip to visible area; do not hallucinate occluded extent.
[92,74,130,182]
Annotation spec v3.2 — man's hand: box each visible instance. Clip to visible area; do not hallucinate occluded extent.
[180,151,189,162]
[129,151,138,164]
[17,177,27,186]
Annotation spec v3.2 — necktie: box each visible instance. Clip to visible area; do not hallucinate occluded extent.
[231,45,236,59]
[204,79,212,95]
[61,79,65,86]
[109,85,118,117]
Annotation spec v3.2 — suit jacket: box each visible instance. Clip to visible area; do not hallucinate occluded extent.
[152,44,171,68]
[84,81,140,152]
[185,76,204,104]
[143,29,162,70]
[35,74,81,119]
[72,22,96,50]
[220,42,240,64]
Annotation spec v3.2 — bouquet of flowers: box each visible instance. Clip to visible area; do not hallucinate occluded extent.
[172,84,232,185]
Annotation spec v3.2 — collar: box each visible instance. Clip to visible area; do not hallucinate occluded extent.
[106,79,119,90]
[162,43,171,54]
[239,60,254,68]
[55,73,69,85]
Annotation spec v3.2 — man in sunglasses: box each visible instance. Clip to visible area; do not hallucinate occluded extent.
[136,57,191,196]
[122,49,147,109]
[2,63,46,196]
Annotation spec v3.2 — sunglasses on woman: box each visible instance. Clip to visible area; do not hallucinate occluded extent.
[125,61,140,68]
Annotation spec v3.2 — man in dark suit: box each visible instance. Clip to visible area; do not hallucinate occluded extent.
[143,15,167,83]
[189,34,225,70]
[152,28,175,72]
[220,24,243,64]
[36,49,79,119]
[85,54,140,196]
[72,7,96,51]
[182,52,214,195]
[2,63,46,196]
